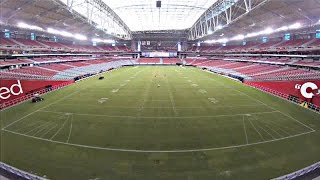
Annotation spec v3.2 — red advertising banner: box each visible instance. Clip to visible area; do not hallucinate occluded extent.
[0,79,74,104]
[245,80,320,106]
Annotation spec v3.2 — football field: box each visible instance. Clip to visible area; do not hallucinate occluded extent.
[1,66,320,180]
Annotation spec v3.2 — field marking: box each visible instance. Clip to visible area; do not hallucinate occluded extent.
[259,122,284,138]
[56,103,266,109]
[248,118,265,141]
[50,115,70,140]
[200,69,316,132]
[254,118,284,138]
[66,115,73,143]
[242,116,249,144]
[2,67,142,131]
[40,124,58,138]
[165,75,177,115]
[236,89,316,132]
[2,128,315,153]
[137,81,152,113]
[266,119,295,136]
[13,120,42,132]
[249,115,276,139]
[32,122,56,137]
[2,87,86,130]
[24,121,53,136]
[38,110,279,119]
[255,122,275,139]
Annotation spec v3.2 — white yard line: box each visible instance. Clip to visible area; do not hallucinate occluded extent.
[40,124,58,138]
[66,115,73,143]
[165,76,177,115]
[13,120,42,132]
[201,69,316,132]
[248,118,265,141]
[137,74,154,116]
[2,129,315,153]
[39,109,279,119]
[2,68,136,131]
[50,115,70,140]
[266,119,294,136]
[24,121,53,135]
[56,103,266,109]
[32,122,56,137]
[2,88,85,130]
[255,122,276,139]
[255,119,285,138]
[242,116,249,144]
[236,89,316,132]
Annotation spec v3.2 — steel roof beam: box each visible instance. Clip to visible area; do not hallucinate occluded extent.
[188,0,270,40]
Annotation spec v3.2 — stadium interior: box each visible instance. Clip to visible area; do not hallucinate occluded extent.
[0,0,320,179]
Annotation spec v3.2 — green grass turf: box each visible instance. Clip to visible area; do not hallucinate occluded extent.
[1,66,320,180]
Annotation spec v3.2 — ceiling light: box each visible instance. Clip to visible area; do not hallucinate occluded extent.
[276,26,289,32]
[262,27,274,35]
[92,38,102,42]
[246,32,259,38]
[288,23,301,29]
[17,22,43,31]
[104,39,115,44]
[74,34,87,40]
[231,34,245,41]
[60,31,73,37]
[216,25,223,30]
[217,38,228,43]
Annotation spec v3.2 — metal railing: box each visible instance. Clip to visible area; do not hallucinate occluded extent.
[0,162,47,180]
[0,81,73,110]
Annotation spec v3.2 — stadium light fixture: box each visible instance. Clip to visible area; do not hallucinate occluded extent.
[104,39,115,44]
[216,25,223,30]
[204,40,215,43]
[48,28,88,40]
[245,32,259,38]
[74,34,87,41]
[92,38,115,44]
[262,27,274,35]
[231,34,245,41]
[288,23,301,29]
[217,38,229,43]
[60,31,73,37]
[276,26,289,32]
[96,25,104,30]
[17,22,43,31]
[92,38,103,42]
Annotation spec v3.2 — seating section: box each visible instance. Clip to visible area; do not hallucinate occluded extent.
[163,58,181,64]
[0,38,130,52]
[191,38,320,53]
[0,58,136,80]
[187,58,320,81]
[137,58,160,64]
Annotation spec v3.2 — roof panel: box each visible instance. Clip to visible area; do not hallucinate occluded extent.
[64,0,218,31]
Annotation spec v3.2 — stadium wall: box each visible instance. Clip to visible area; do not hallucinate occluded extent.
[0,79,74,109]
[245,80,320,106]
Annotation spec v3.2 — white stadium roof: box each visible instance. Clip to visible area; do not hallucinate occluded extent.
[60,0,218,31]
